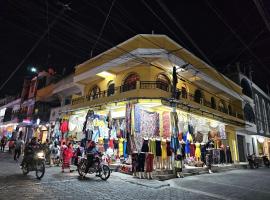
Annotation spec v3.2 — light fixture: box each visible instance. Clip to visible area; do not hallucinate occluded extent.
[96,71,115,78]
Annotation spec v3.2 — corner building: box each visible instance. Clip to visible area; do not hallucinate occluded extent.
[69,34,245,174]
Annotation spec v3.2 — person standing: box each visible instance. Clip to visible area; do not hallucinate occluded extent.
[50,142,60,166]
[62,143,73,173]
[14,137,24,161]
[0,136,7,151]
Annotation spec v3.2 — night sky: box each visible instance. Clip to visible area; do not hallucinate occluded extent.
[1,0,270,97]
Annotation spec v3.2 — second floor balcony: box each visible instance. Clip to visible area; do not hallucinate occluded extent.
[71,81,244,122]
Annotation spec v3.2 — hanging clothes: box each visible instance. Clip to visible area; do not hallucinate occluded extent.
[141,139,149,152]
[109,138,114,149]
[132,153,139,173]
[195,143,201,159]
[166,140,172,157]
[155,139,162,157]
[190,143,195,157]
[149,138,156,155]
[123,140,127,158]
[163,112,171,138]
[119,138,125,156]
[226,146,233,163]
[60,121,69,133]
[145,153,154,172]
[201,144,206,164]
[138,153,146,172]
[161,139,167,160]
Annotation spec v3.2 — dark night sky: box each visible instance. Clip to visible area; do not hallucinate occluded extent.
[1,0,270,97]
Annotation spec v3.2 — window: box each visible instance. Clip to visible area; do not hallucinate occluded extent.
[218,100,226,113]
[244,103,255,123]
[211,97,216,109]
[182,87,187,99]
[255,94,262,132]
[107,80,115,96]
[122,73,139,92]
[241,78,252,98]
[89,85,100,100]
[262,100,268,134]
[157,74,170,91]
[194,89,203,104]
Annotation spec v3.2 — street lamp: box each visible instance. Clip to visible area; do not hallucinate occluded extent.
[30,67,38,73]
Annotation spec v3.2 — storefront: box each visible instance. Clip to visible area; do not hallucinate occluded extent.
[56,98,237,177]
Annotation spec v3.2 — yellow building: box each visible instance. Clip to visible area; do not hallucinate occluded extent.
[71,34,245,167]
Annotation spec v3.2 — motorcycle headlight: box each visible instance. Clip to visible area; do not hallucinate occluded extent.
[37,152,44,158]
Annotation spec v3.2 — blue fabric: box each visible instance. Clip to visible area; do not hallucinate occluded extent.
[134,105,141,133]
[123,141,127,158]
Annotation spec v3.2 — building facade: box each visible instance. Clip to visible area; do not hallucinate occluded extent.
[67,34,245,172]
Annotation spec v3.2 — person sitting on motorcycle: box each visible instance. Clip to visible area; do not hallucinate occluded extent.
[85,141,99,172]
[21,137,41,167]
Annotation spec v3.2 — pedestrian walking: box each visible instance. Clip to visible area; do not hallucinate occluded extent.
[50,142,60,166]
[62,143,73,173]
[14,137,24,161]
[0,136,7,151]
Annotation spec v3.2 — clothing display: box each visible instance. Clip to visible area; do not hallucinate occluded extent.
[161,139,167,160]
[162,112,170,138]
[195,143,201,159]
[123,140,127,158]
[138,153,146,172]
[145,153,154,172]
[132,153,139,173]
[201,144,206,163]
[114,139,119,149]
[190,143,195,157]
[60,121,69,133]
[149,138,156,155]
[141,139,149,152]
[220,148,226,164]
[104,138,109,152]
[119,138,124,156]
[155,139,162,157]
[166,140,172,156]
[109,138,114,149]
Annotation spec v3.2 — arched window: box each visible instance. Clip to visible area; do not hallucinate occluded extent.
[255,94,262,132]
[89,85,100,100]
[194,89,203,104]
[244,103,255,123]
[211,97,216,109]
[107,80,115,96]
[182,86,187,99]
[157,74,170,91]
[122,73,139,92]
[228,104,232,115]
[241,78,252,98]
[218,100,226,113]
[262,99,268,134]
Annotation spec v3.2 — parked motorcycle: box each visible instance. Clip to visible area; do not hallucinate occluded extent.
[262,155,270,168]
[77,152,110,180]
[247,154,259,169]
[21,151,46,179]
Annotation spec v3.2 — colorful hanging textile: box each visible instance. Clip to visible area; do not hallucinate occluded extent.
[134,105,141,133]
[126,103,132,135]
[163,112,170,138]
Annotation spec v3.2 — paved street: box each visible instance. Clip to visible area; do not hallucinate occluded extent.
[0,152,270,200]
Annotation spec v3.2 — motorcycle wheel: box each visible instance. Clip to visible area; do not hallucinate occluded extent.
[99,165,111,181]
[78,162,87,177]
[36,162,45,180]
[22,164,29,175]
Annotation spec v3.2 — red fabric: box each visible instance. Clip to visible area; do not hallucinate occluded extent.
[60,121,69,133]
[190,143,195,157]
[109,138,114,148]
[146,153,154,172]
[62,147,73,169]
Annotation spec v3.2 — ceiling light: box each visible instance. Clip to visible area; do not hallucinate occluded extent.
[96,71,115,78]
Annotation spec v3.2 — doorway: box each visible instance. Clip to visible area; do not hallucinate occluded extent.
[237,135,246,162]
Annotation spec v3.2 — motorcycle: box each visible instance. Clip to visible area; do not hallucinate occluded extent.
[21,151,46,179]
[247,154,259,169]
[262,155,270,168]
[77,152,110,181]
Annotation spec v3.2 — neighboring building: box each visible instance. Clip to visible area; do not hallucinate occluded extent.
[71,34,245,168]
[228,69,270,160]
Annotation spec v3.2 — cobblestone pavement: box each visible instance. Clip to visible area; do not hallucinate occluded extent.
[0,151,270,200]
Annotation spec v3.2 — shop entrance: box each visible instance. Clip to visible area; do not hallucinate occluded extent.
[237,135,246,162]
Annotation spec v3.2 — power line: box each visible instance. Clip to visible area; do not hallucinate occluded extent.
[91,0,116,57]
[0,5,68,92]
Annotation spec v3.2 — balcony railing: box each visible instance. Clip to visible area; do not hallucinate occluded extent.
[71,81,243,120]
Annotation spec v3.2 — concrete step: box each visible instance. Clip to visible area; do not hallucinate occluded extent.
[154,174,176,181]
